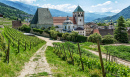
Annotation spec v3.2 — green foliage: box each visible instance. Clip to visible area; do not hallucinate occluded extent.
[125,18,130,27]
[50,26,56,30]
[114,16,128,43]
[0,2,32,20]
[33,28,43,34]
[50,30,58,39]
[97,22,109,26]
[62,32,69,40]
[104,45,130,61]
[57,32,63,37]
[1,26,46,77]
[102,34,117,44]
[77,35,87,42]
[53,42,130,77]
[0,33,6,51]
[88,33,102,43]
[18,24,31,33]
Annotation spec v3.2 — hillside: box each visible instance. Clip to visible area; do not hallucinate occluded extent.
[94,6,130,23]
[0,2,33,20]
[0,0,108,22]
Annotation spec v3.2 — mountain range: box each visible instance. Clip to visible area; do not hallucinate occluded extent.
[0,0,116,22]
[94,6,130,23]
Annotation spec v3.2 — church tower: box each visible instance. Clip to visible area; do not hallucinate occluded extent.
[73,5,84,28]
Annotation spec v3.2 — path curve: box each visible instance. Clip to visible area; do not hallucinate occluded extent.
[86,49,130,68]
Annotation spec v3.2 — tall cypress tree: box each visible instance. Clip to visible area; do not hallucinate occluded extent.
[114,16,128,43]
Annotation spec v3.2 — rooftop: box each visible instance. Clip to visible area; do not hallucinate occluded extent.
[74,5,84,12]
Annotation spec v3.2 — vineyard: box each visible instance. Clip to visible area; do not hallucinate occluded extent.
[0,26,46,77]
[80,42,130,61]
[52,42,130,77]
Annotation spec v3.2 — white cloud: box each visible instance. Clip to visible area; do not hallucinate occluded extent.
[101,7,112,12]
[9,0,37,4]
[40,4,77,12]
[91,1,112,7]
[111,9,121,13]
[115,1,118,3]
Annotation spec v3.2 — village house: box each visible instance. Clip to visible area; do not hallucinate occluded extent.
[12,20,22,29]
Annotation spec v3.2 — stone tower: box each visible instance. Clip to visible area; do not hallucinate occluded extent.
[73,5,84,28]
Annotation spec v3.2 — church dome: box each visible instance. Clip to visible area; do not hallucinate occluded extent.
[63,16,73,25]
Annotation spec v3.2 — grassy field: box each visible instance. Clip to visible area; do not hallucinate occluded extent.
[0,27,46,77]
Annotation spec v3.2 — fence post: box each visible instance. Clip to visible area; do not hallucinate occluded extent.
[6,40,10,64]
[78,43,84,71]
[97,40,106,77]
[106,50,108,62]
[109,52,110,62]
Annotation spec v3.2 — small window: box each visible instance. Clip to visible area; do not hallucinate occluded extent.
[78,14,80,17]
[65,26,66,29]
[80,19,81,21]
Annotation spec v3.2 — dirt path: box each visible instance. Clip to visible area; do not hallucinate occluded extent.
[18,36,62,77]
[18,45,52,77]
[36,36,63,46]
[86,49,130,68]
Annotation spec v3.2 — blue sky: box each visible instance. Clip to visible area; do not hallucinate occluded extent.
[9,0,130,13]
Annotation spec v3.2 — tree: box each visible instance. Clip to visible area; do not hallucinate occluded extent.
[62,32,69,40]
[88,33,102,43]
[102,34,117,44]
[114,16,128,43]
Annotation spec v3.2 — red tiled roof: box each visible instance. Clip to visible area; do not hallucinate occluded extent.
[93,29,100,34]
[53,17,73,25]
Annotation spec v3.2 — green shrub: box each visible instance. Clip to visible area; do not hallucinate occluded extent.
[33,28,43,34]
[18,24,31,33]
[62,32,69,40]
[57,32,63,37]
[76,35,87,42]
[88,33,102,43]
[102,34,117,44]
[50,30,58,39]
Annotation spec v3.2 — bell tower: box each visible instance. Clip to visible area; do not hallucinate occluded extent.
[73,5,84,27]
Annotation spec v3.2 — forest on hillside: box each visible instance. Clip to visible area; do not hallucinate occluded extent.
[0,2,33,21]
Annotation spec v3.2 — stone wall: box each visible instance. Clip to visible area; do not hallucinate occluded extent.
[30,29,50,37]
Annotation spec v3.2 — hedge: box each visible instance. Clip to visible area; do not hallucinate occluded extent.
[76,35,87,42]
[33,28,43,34]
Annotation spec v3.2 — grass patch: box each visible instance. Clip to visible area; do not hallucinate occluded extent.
[28,72,48,77]
[33,58,39,61]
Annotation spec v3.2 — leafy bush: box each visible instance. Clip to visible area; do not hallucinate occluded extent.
[62,32,69,40]
[33,28,43,34]
[76,35,87,42]
[18,24,31,33]
[57,32,63,37]
[102,34,117,44]
[88,33,102,43]
[50,30,58,39]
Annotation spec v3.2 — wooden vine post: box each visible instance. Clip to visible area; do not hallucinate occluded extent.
[18,40,20,53]
[63,44,67,60]
[25,41,26,51]
[30,42,31,49]
[78,43,84,71]
[6,39,10,64]
[67,44,74,65]
[97,40,106,77]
